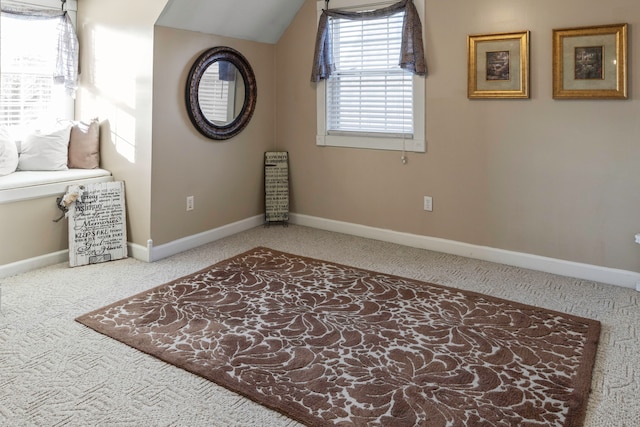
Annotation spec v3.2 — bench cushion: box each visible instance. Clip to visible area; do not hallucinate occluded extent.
[0,169,112,204]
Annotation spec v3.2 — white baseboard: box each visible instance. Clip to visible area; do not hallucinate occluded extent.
[146,215,264,262]
[0,242,147,279]
[0,250,69,279]
[289,213,640,289]
[0,216,264,278]
[128,241,151,263]
[5,212,638,289]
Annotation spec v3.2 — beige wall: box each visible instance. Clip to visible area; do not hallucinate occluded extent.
[75,0,167,247]
[150,27,276,245]
[19,0,633,274]
[276,0,640,272]
[0,198,67,265]
[76,2,277,251]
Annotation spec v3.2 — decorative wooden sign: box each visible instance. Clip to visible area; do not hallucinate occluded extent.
[67,181,127,267]
[264,151,289,225]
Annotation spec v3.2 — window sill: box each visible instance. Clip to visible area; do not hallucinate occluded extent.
[316,134,425,152]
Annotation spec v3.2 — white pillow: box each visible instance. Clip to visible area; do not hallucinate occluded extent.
[0,127,19,176]
[17,126,72,171]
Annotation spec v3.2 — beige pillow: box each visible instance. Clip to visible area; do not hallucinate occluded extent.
[68,118,100,169]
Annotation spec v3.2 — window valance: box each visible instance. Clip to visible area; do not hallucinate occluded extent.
[310,0,427,82]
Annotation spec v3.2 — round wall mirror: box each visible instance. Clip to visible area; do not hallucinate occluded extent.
[186,46,257,140]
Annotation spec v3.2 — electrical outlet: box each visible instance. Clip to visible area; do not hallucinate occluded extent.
[423,196,433,212]
[186,196,194,211]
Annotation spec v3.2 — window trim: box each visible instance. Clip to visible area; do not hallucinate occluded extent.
[315,0,425,152]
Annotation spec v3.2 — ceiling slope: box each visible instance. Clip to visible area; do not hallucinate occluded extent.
[155,0,307,44]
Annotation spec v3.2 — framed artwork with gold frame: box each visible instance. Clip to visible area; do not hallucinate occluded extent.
[467,31,530,99]
[552,23,627,99]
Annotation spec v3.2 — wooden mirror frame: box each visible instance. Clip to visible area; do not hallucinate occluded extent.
[185,46,257,140]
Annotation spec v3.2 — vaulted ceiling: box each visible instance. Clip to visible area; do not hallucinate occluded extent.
[156,0,307,44]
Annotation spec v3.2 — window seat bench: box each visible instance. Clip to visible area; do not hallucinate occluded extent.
[0,168,113,204]
[0,168,114,276]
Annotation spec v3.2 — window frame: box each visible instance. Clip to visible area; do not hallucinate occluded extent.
[315,0,425,152]
[0,0,78,129]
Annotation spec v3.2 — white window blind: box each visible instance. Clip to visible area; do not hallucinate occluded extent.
[327,11,413,137]
[0,16,58,128]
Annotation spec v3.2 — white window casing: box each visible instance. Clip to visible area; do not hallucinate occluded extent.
[316,0,425,152]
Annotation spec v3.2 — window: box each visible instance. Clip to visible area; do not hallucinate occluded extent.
[0,0,77,132]
[328,12,411,135]
[316,0,425,152]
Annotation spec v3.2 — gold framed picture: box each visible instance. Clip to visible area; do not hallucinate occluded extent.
[467,31,530,99]
[552,23,627,99]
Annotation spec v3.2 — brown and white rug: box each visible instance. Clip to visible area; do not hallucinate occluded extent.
[76,247,600,426]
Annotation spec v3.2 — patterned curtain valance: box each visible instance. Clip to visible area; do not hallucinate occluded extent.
[0,7,79,98]
[310,0,427,82]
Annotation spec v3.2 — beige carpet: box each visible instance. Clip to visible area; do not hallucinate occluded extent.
[0,225,638,426]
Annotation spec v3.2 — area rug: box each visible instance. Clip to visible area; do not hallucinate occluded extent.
[76,247,600,426]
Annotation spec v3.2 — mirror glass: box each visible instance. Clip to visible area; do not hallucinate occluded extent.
[186,47,257,140]
[197,61,246,125]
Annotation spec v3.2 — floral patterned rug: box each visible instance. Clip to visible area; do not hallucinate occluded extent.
[76,247,600,426]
